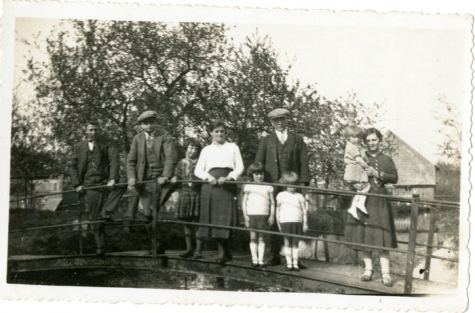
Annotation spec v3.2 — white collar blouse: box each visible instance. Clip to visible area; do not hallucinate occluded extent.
[194,141,244,181]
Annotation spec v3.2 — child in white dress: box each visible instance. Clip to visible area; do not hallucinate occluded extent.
[242,162,275,268]
[343,126,371,220]
[276,171,308,271]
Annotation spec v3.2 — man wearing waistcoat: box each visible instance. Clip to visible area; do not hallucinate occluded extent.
[255,108,310,267]
[126,111,178,254]
[70,120,125,255]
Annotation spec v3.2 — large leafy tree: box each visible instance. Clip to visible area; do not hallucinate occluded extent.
[22,20,382,187]
[27,20,229,153]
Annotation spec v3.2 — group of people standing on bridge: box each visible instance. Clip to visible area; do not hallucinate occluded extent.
[70,107,398,287]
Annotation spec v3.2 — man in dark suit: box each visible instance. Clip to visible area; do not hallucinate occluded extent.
[126,111,178,254]
[255,108,310,267]
[70,120,125,255]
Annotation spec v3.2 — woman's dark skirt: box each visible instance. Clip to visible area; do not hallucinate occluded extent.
[197,168,238,239]
[344,183,398,252]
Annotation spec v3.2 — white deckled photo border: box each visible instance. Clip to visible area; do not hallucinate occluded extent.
[0,0,473,312]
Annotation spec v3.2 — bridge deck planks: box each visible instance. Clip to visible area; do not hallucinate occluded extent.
[8,250,457,295]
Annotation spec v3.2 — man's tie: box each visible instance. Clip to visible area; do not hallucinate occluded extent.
[146,136,154,149]
[278,133,285,145]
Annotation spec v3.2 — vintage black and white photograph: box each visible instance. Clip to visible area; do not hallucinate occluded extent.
[0,0,472,311]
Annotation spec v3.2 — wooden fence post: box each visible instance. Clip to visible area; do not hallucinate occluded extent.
[424,204,439,280]
[404,194,420,294]
[152,180,158,258]
[78,195,85,255]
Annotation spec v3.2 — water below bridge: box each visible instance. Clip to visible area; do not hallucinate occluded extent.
[8,250,457,295]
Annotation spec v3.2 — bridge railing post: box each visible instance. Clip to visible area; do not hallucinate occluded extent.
[78,194,85,255]
[423,204,439,280]
[151,180,158,258]
[404,194,419,294]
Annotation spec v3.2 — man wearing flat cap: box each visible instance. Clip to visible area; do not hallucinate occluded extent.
[126,110,178,254]
[70,119,126,255]
[255,108,310,267]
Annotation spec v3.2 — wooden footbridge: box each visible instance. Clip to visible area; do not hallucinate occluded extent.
[8,180,460,295]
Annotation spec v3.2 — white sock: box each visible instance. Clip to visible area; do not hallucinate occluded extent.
[250,241,258,262]
[292,248,299,266]
[257,240,266,263]
[380,253,390,274]
[362,251,373,271]
[284,247,292,266]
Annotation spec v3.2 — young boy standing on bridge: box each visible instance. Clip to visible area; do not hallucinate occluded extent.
[242,162,275,268]
[126,111,178,255]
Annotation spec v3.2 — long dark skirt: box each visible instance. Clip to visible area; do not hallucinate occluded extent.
[344,182,398,252]
[197,168,238,239]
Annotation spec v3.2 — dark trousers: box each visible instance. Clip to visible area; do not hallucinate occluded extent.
[128,181,175,249]
[124,195,140,220]
[84,185,125,250]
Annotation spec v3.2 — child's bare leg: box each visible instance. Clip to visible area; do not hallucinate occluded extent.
[257,234,266,265]
[291,238,300,270]
[283,237,292,269]
[355,183,371,214]
[250,231,258,264]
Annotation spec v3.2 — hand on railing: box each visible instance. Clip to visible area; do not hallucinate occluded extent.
[75,185,85,194]
[127,179,137,192]
[106,179,116,190]
[206,174,217,185]
[157,177,168,185]
[217,176,232,185]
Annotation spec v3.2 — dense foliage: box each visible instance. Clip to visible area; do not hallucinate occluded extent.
[17,20,381,191]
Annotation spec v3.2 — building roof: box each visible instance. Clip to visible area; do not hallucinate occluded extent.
[385,130,437,186]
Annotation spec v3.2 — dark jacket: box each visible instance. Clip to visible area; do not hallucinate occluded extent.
[70,135,120,188]
[254,131,310,184]
[126,129,178,182]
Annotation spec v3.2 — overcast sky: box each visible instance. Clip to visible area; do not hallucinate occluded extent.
[14,14,471,164]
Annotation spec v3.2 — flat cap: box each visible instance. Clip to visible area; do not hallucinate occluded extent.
[268,108,290,120]
[137,110,159,123]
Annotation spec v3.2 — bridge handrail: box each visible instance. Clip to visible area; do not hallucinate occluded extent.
[8,217,459,264]
[8,178,459,294]
[9,179,460,208]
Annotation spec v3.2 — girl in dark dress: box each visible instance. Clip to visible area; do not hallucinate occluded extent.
[194,120,244,264]
[344,128,398,287]
[171,138,203,258]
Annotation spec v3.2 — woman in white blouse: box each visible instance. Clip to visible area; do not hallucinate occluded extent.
[194,119,244,264]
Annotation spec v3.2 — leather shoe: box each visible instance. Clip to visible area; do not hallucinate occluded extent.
[216,258,228,265]
[180,250,194,258]
[267,257,281,266]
